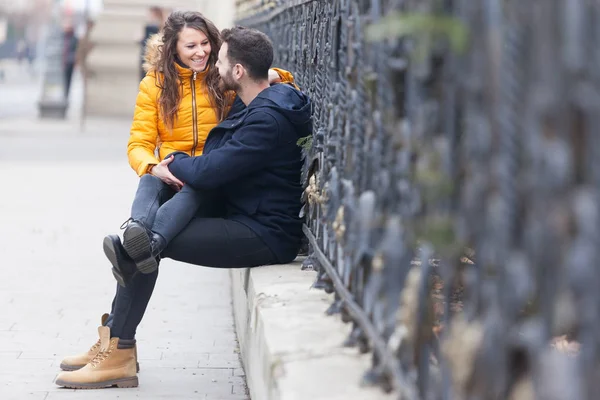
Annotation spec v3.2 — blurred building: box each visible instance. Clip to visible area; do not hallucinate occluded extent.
[0,0,34,13]
[0,0,51,59]
[84,0,234,118]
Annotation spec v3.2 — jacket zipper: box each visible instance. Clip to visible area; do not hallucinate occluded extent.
[191,71,198,157]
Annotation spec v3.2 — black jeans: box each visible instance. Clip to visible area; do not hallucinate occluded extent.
[107,175,276,340]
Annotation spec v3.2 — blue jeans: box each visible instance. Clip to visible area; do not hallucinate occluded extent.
[131,174,207,244]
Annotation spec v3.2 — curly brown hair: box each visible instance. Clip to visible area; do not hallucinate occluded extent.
[155,11,226,130]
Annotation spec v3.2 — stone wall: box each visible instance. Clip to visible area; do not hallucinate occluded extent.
[230,264,396,400]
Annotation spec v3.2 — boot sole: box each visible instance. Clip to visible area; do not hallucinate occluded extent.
[60,362,140,373]
[102,237,127,288]
[123,224,158,274]
[55,375,139,389]
[59,363,84,371]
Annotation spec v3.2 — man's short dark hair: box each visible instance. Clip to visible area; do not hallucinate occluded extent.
[221,26,273,81]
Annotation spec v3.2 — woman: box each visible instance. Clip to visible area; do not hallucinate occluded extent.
[55,11,293,389]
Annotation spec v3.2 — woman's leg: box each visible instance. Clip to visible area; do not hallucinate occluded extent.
[130,174,176,227]
[149,184,210,244]
[123,187,223,274]
[162,218,277,268]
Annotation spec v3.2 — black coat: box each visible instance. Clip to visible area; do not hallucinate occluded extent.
[169,84,312,263]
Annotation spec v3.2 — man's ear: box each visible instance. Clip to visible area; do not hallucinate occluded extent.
[233,63,245,80]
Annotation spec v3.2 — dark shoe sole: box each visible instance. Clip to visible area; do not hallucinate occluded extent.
[102,236,131,287]
[60,362,140,373]
[103,236,128,288]
[55,375,139,389]
[59,363,84,371]
[123,224,158,274]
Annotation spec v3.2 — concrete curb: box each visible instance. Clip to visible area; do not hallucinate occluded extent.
[231,262,395,400]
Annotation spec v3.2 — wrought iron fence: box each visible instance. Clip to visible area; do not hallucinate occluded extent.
[238,1,600,399]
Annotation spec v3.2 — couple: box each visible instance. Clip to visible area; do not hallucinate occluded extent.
[55,11,311,389]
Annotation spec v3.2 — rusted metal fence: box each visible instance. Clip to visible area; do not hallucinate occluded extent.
[237,1,600,398]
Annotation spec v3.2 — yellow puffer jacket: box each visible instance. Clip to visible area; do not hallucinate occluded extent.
[127,36,294,176]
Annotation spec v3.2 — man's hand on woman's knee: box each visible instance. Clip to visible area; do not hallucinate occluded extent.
[149,156,183,191]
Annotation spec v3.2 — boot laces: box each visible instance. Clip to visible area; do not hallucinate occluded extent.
[90,345,113,368]
[120,218,153,238]
[119,218,134,230]
[89,340,101,353]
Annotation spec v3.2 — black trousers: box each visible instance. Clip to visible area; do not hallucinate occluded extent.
[64,62,75,100]
[107,175,276,340]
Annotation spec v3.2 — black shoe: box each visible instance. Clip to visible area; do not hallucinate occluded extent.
[122,221,165,274]
[297,234,309,257]
[103,235,138,287]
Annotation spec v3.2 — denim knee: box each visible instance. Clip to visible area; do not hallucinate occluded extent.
[139,173,164,189]
[131,174,173,227]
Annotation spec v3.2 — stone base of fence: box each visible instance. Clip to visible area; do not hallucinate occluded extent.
[230,262,395,400]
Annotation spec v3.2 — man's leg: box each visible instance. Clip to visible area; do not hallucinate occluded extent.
[161,218,277,268]
[108,270,159,340]
[106,174,173,329]
[64,62,74,99]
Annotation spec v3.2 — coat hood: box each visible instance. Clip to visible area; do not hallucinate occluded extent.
[142,33,162,73]
[249,84,312,138]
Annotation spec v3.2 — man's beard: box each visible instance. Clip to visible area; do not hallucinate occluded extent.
[220,70,240,92]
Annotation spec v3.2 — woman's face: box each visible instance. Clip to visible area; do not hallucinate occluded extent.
[176,27,211,72]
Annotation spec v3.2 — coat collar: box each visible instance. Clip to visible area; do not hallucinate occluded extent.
[175,59,210,80]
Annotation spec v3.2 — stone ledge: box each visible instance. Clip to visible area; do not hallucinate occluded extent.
[231,263,395,400]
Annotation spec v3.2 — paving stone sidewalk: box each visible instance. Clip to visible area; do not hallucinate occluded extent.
[0,62,249,400]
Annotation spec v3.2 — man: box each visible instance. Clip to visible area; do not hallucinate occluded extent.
[55,26,312,389]
[62,24,79,100]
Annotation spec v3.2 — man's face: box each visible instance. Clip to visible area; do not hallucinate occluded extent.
[216,43,240,92]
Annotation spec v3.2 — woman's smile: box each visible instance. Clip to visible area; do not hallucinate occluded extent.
[177,27,211,72]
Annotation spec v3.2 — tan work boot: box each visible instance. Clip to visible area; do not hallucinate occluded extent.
[59,313,108,371]
[59,314,139,372]
[55,326,138,389]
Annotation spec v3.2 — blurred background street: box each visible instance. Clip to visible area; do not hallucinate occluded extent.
[0,1,247,399]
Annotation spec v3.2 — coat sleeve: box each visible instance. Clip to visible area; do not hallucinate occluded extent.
[169,113,280,189]
[271,68,299,89]
[222,70,297,119]
[127,77,161,176]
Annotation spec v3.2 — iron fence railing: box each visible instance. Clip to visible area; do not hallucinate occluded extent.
[238,1,600,399]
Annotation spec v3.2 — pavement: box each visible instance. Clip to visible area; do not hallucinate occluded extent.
[0,59,249,400]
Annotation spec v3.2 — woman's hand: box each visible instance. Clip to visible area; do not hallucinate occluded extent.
[268,69,282,84]
[150,156,184,191]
